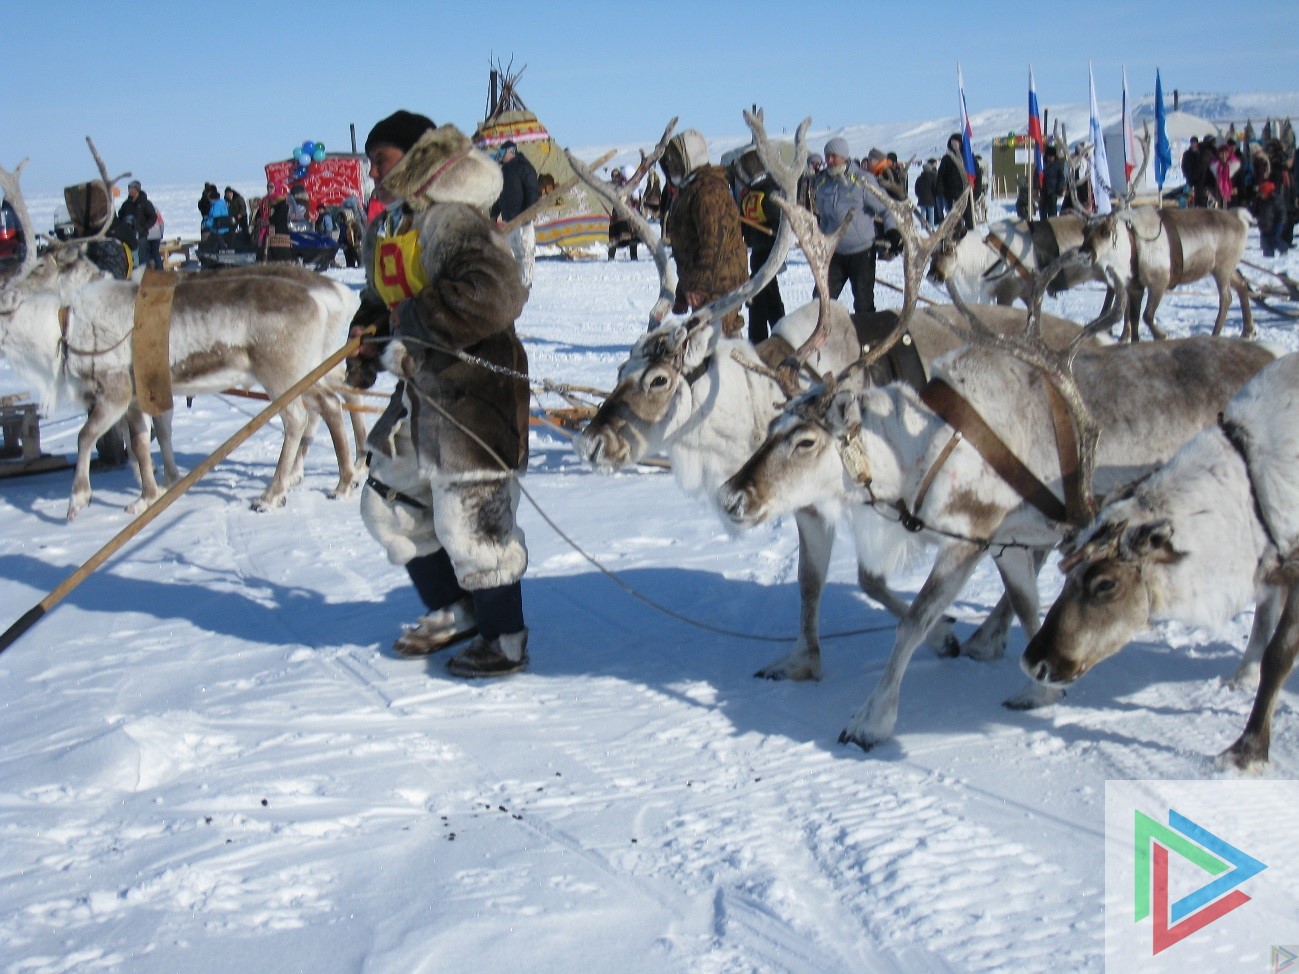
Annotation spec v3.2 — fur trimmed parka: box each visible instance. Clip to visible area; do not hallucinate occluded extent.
[356,202,530,478]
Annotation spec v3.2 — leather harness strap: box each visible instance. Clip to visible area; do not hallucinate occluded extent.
[985,231,1034,284]
[919,378,1070,525]
[1218,415,1283,555]
[1158,210,1185,288]
[1045,382,1086,525]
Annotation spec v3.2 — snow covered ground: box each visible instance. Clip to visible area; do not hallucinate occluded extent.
[1,185,1297,971]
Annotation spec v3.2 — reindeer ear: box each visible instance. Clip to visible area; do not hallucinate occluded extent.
[681,324,712,369]
[1123,519,1174,560]
[823,388,860,433]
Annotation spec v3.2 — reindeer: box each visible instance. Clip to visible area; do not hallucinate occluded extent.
[926,214,1107,307]
[1080,206,1255,341]
[0,147,364,519]
[718,241,1277,750]
[1021,353,1299,771]
[574,114,1097,680]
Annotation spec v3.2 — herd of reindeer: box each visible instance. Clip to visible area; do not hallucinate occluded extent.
[1,117,1296,773]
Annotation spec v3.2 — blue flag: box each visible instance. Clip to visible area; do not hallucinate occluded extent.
[1154,69,1173,190]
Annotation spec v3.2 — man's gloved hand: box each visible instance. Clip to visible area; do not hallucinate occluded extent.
[878,228,904,260]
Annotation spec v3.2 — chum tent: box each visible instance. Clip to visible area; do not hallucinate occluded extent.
[474,63,611,251]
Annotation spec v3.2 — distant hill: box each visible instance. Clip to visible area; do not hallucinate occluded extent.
[578,90,1299,179]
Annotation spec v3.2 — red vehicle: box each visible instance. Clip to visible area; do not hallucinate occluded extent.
[263,153,371,220]
[0,200,22,262]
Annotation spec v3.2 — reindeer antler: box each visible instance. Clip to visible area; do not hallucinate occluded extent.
[942,246,1128,522]
[1122,121,1154,207]
[568,119,678,329]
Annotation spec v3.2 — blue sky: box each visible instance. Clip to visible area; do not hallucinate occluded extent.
[4,0,1295,195]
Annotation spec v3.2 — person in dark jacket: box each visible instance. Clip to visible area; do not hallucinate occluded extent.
[197,182,217,220]
[732,146,786,343]
[1253,179,1288,257]
[914,159,938,226]
[489,140,540,288]
[115,180,158,266]
[346,109,532,678]
[937,133,974,230]
[1041,144,1067,217]
[224,187,249,234]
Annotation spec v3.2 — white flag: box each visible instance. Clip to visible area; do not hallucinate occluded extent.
[1089,62,1113,214]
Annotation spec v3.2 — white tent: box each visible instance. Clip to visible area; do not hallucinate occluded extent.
[1103,110,1220,196]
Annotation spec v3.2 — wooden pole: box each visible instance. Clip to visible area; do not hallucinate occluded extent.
[0,337,363,656]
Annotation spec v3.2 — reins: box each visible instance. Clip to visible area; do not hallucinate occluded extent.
[366,333,894,643]
[403,377,893,642]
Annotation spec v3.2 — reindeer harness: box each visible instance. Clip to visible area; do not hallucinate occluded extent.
[982,221,1063,287]
[836,378,1089,541]
[1218,413,1285,558]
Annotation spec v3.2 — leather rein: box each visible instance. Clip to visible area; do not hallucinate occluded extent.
[833,377,1090,546]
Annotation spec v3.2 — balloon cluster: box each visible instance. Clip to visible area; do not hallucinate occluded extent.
[291,140,327,180]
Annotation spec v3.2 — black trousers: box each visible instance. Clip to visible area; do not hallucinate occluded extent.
[406,549,524,639]
[746,242,786,343]
[824,248,877,318]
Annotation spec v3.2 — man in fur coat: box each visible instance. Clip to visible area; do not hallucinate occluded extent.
[346,110,532,678]
[660,129,749,334]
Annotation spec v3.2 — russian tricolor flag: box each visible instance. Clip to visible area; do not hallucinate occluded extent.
[957,64,978,185]
[1028,66,1045,188]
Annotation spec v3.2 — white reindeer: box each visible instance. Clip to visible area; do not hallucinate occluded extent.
[574,115,1095,680]
[926,215,1105,307]
[0,151,364,519]
[1021,352,1299,771]
[1081,206,1255,341]
[718,255,1277,750]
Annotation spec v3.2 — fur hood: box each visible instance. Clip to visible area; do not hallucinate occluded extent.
[381,124,504,215]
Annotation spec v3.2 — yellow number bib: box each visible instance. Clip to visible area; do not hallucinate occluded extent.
[373,229,428,308]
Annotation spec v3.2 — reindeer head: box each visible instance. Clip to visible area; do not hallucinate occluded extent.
[1079,212,1122,264]
[575,323,710,471]
[924,221,972,287]
[1021,505,1182,687]
[717,377,865,527]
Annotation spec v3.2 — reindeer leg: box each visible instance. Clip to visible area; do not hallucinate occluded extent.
[1218,583,1299,771]
[1120,284,1141,342]
[1231,270,1256,339]
[962,596,1016,661]
[843,505,960,655]
[1211,275,1232,336]
[1227,584,1284,691]
[756,507,830,681]
[154,408,180,485]
[311,389,361,499]
[1143,283,1167,340]
[993,546,1065,709]
[68,391,131,521]
[344,391,369,469]
[840,540,985,750]
[124,404,163,515]
[957,551,1049,662]
[253,399,308,511]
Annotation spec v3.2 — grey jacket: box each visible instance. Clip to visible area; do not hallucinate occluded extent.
[813,163,896,255]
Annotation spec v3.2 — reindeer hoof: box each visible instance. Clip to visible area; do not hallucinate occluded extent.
[1215,736,1269,773]
[935,633,961,658]
[837,729,878,752]
[754,660,821,682]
